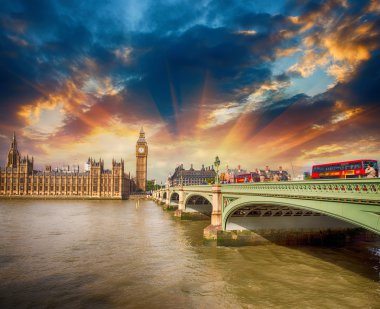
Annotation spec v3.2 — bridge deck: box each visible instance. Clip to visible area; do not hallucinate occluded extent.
[154,179,380,234]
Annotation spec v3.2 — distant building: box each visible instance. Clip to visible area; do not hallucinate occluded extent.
[0,133,135,199]
[169,164,216,186]
[224,165,246,183]
[259,166,290,181]
[223,165,290,183]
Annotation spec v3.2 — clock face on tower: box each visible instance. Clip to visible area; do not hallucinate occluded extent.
[138,147,145,154]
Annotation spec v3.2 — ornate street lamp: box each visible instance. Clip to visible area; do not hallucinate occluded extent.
[214,155,221,184]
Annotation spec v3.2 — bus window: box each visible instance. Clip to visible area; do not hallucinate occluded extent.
[343,162,362,170]
[364,161,378,169]
[325,164,341,172]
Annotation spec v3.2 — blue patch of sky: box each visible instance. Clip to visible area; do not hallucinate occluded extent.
[272,49,335,97]
[287,68,335,97]
[272,52,302,76]
[248,0,286,15]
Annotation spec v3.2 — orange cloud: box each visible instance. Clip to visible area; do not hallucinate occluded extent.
[326,63,354,82]
[289,50,329,77]
[330,107,364,124]
[275,47,300,58]
[287,0,379,83]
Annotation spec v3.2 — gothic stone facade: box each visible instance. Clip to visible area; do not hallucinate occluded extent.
[0,134,133,199]
[169,164,216,186]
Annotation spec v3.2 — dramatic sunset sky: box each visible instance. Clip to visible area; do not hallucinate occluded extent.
[0,0,379,182]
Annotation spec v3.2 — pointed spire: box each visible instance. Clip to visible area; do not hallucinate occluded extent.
[11,131,18,149]
[7,132,21,168]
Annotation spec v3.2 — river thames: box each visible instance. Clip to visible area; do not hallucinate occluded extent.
[0,199,379,308]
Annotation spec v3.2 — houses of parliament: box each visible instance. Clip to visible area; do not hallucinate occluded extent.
[0,129,148,199]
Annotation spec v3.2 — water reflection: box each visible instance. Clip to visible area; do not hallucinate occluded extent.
[0,200,379,308]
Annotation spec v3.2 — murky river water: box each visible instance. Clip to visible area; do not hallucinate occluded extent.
[0,200,379,308]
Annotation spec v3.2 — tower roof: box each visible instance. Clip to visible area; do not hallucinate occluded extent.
[137,126,146,143]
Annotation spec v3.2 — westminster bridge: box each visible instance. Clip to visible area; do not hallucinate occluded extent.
[152,179,380,245]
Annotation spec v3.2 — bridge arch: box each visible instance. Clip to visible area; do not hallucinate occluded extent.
[170,192,179,203]
[183,193,212,216]
[222,197,367,232]
[184,192,212,205]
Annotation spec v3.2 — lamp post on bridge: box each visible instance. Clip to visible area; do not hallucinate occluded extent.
[214,155,221,185]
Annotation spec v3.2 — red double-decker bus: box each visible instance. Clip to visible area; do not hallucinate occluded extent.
[235,173,260,183]
[311,159,378,179]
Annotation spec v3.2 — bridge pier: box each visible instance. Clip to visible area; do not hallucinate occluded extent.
[204,184,223,239]
[163,203,178,211]
[174,186,185,217]
[165,187,170,206]
[157,196,163,204]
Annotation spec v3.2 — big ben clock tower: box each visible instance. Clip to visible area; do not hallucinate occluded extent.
[136,127,148,191]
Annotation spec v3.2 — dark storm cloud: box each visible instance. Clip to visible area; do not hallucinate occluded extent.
[332,53,380,108]
[231,12,299,34]
[140,0,203,33]
[128,25,277,104]
[285,0,371,17]
[284,0,347,16]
